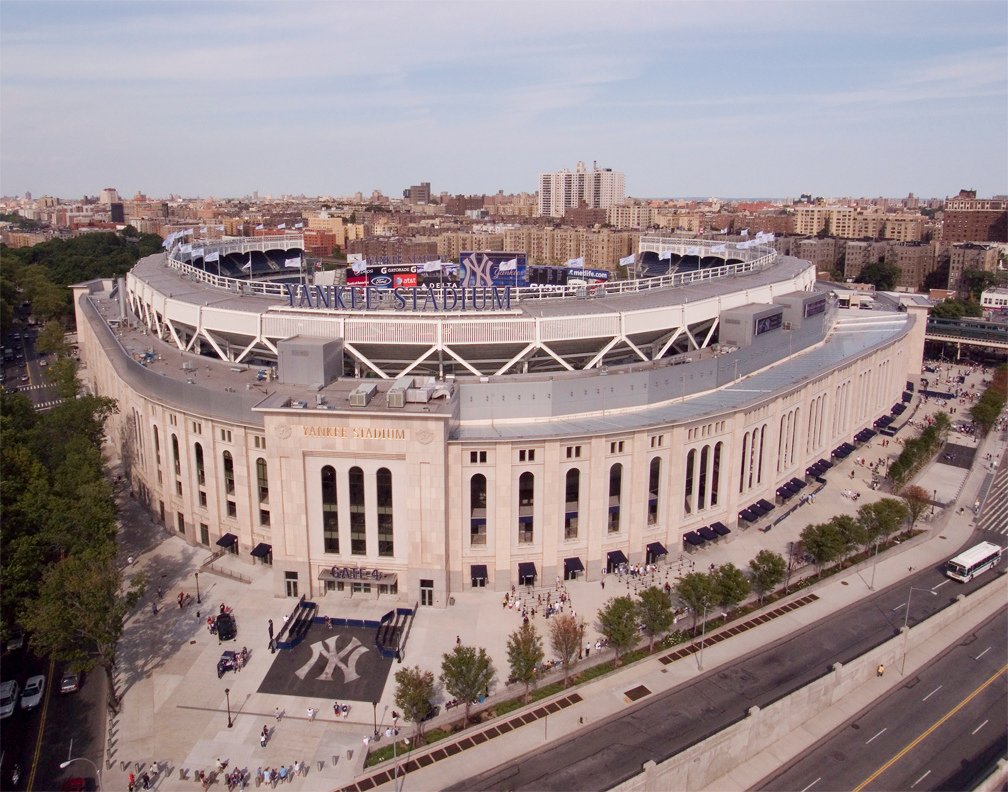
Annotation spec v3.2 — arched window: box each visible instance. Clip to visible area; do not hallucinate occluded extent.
[171,433,180,476]
[698,445,709,510]
[608,463,622,533]
[470,474,487,545]
[349,466,366,555]
[154,426,161,466]
[376,467,393,557]
[222,451,234,494]
[647,458,660,525]
[194,442,205,486]
[711,442,722,506]
[738,432,748,494]
[321,465,339,553]
[684,449,695,514]
[256,457,269,503]
[517,472,534,543]
[564,468,580,539]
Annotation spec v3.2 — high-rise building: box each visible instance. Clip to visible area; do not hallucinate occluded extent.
[538,161,625,218]
[941,190,1008,243]
[403,182,432,204]
[99,187,120,205]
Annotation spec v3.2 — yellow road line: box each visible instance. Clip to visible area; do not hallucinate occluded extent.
[852,661,1008,792]
[26,657,56,792]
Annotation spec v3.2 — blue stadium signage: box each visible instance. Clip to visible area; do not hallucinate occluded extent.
[283,283,513,312]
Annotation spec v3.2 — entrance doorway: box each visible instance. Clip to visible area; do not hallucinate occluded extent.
[285,571,299,597]
[420,579,434,606]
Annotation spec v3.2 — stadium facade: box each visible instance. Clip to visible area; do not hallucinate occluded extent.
[73,235,927,605]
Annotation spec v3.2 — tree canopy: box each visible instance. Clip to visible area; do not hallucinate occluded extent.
[637,586,675,652]
[440,645,495,727]
[394,665,435,743]
[855,260,900,291]
[549,614,584,687]
[595,596,639,663]
[748,550,786,604]
[506,621,544,703]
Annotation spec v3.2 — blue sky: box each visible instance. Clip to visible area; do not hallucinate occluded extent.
[1,1,1005,200]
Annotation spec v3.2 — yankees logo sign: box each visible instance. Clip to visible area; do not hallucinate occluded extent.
[295,635,369,684]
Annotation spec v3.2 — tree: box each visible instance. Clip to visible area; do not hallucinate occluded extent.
[675,572,716,634]
[35,320,69,357]
[393,665,435,744]
[637,586,675,652]
[833,514,867,559]
[856,261,900,291]
[800,520,845,576]
[712,563,751,616]
[549,614,585,688]
[22,550,145,712]
[748,550,786,604]
[900,485,930,529]
[506,621,544,703]
[595,596,639,664]
[930,298,982,320]
[440,644,495,727]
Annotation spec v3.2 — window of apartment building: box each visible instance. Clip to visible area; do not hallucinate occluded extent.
[194,442,205,486]
[260,509,270,527]
[565,445,582,459]
[177,512,185,534]
[469,450,487,464]
[198,490,207,508]
[376,467,394,557]
[199,523,209,546]
[609,440,625,454]
[222,451,234,495]
[564,468,580,539]
[153,426,161,468]
[517,471,534,543]
[470,474,487,545]
[169,415,177,426]
[256,457,269,504]
[321,465,339,553]
[175,480,183,496]
[349,466,366,555]
[650,435,664,449]
[608,463,622,533]
[226,500,236,518]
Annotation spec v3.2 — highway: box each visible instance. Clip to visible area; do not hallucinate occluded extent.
[449,544,1006,791]
[760,607,1007,792]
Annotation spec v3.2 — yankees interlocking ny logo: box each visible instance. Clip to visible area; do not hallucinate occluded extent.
[461,253,491,287]
[295,635,369,683]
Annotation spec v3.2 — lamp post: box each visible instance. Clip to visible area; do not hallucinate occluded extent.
[900,586,938,674]
[697,599,710,671]
[372,700,378,739]
[932,490,937,517]
[60,757,101,791]
[869,536,881,591]
[195,570,201,604]
[784,541,794,593]
[225,687,233,728]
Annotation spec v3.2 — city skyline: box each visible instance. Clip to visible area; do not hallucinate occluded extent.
[1,1,1006,199]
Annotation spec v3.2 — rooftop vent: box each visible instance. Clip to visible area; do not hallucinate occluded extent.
[349,382,378,407]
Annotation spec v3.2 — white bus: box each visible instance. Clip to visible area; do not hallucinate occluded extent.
[946,541,1004,582]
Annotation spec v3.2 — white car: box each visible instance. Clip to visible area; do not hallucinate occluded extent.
[0,680,19,718]
[20,675,45,710]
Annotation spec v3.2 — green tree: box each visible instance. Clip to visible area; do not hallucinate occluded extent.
[595,596,639,664]
[833,513,867,559]
[712,563,751,616]
[549,613,585,688]
[22,551,145,712]
[900,485,931,529]
[506,621,544,703]
[800,520,845,575]
[637,586,675,652]
[675,572,716,634]
[35,319,69,357]
[856,260,900,290]
[393,665,436,744]
[930,298,983,320]
[960,267,1000,300]
[748,550,786,604]
[440,644,495,727]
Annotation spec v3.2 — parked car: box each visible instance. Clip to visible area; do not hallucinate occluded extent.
[61,777,87,792]
[216,612,237,641]
[0,680,20,718]
[20,674,45,710]
[59,672,81,694]
[5,632,25,653]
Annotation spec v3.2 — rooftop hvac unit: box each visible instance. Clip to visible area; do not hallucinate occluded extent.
[386,375,414,409]
[182,362,194,371]
[349,383,378,407]
[315,394,326,407]
[290,400,308,409]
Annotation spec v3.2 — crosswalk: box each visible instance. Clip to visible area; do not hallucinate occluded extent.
[35,398,65,411]
[976,451,1008,536]
[14,383,50,391]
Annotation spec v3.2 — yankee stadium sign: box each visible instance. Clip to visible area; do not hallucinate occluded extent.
[283,283,513,312]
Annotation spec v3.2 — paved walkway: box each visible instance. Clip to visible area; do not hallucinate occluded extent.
[96,361,1007,792]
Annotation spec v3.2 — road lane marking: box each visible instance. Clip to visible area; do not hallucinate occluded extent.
[853,662,1008,792]
[865,727,887,744]
[26,657,56,792]
[931,580,948,590]
[892,603,906,612]
[971,719,988,735]
[910,769,931,788]
[798,777,822,792]
[974,647,991,660]
[921,685,942,701]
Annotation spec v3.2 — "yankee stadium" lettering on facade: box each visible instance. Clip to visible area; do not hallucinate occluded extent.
[283,284,513,312]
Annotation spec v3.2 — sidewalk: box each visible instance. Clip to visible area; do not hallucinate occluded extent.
[98,361,1007,792]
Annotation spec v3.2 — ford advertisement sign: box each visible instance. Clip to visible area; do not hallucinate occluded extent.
[369,275,393,289]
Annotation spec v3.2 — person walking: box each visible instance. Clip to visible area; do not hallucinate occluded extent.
[307,706,316,722]
[877,663,885,677]
[274,706,282,722]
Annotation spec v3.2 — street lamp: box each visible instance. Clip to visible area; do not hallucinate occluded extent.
[697,599,710,671]
[869,536,881,591]
[60,757,102,791]
[195,570,201,604]
[225,687,233,728]
[932,490,937,517]
[372,700,379,739]
[900,586,938,674]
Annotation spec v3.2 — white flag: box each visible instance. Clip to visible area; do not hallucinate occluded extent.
[686,246,700,256]
[294,222,304,229]
[564,256,585,268]
[200,226,208,233]
[720,227,729,234]
[711,244,727,254]
[241,260,252,272]
[740,228,749,237]
[422,259,443,272]
[658,250,672,261]
[277,223,286,229]
[498,258,518,272]
[217,225,225,232]
[285,256,301,269]
[255,223,264,230]
[205,251,220,263]
[619,254,636,267]
[179,243,192,255]
[350,259,368,274]
[191,247,204,259]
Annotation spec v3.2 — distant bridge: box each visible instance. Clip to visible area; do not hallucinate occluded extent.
[925,317,1008,352]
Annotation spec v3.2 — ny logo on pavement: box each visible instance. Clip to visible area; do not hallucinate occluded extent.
[295,635,369,684]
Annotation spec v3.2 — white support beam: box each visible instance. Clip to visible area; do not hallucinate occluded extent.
[656,327,684,359]
[343,343,389,379]
[538,343,575,372]
[164,319,184,350]
[584,336,621,370]
[442,345,484,377]
[682,326,699,351]
[399,346,439,378]
[494,343,536,377]
[701,318,719,348]
[199,327,228,361]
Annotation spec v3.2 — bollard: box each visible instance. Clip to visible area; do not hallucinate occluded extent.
[346,749,353,761]
[179,768,188,780]
[332,755,338,767]
[317,761,325,772]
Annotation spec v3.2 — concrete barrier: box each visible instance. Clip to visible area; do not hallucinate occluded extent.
[615,579,1005,791]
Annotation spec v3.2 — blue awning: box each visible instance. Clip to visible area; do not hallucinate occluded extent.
[216,533,237,547]
[564,557,584,574]
[517,562,537,580]
[646,542,667,558]
[471,564,488,581]
[607,549,628,565]
[250,542,272,558]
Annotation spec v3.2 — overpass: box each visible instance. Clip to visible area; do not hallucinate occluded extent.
[925,316,1008,353]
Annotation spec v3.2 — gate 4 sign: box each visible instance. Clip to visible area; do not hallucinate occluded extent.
[295,635,369,683]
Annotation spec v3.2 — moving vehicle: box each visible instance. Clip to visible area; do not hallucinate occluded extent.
[20,674,45,709]
[59,671,81,694]
[946,541,1003,582]
[0,680,20,718]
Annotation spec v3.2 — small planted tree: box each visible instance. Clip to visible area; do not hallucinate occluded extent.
[440,645,495,727]
[506,621,544,703]
[549,614,585,687]
[712,563,750,617]
[596,596,639,665]
[637,586,675,652]
[748,550,786,605]
[800,520,845,576]
[900,485,930,530]
[394,665,435,744]
[675,572,716,634]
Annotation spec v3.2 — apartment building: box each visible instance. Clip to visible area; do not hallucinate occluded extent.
[941,190,1008,243]
[538,161,625,218]
[948,243,999,291]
